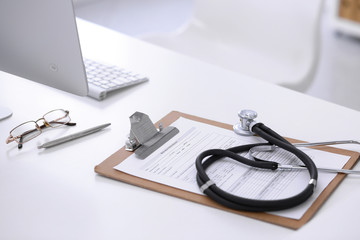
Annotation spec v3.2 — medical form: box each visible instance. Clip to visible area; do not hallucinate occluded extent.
[114,117,350,219]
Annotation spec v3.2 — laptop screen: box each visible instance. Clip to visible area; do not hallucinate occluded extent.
[0,0,88,96]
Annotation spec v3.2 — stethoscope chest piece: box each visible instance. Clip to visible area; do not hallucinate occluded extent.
[233,109,257,136]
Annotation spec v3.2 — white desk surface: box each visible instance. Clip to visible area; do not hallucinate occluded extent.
[1,19,360,239]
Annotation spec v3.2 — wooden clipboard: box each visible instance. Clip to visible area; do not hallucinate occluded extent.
[95,111,360,229]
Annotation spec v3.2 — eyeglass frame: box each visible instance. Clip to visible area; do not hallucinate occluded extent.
[6,109,76,149]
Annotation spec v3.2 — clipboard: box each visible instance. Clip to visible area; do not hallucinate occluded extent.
[95,111,360,229]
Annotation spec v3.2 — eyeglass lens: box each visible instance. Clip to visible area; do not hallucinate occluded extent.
[43,109,70,127]
[11,121,41,143]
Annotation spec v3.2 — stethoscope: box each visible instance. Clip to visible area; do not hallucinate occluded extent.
[195,109,360,212]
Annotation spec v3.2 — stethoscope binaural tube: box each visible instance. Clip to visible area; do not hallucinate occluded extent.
[251,122,318,182]
[195,122,318,212]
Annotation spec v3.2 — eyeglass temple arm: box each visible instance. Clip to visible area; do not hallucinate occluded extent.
[17,122,76,148]
[6,136,15,144]
[18,136,24,149]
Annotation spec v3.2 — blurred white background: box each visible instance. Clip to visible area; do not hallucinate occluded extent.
[74,0,360,111]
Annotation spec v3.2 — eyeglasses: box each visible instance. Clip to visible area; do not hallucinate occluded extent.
[6,109,76,149]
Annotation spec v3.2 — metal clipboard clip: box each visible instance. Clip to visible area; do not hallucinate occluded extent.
[125,112,179,159]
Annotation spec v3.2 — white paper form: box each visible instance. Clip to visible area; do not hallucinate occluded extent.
[114,117,350,219]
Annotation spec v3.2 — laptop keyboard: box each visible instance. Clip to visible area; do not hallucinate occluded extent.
[84,58,148,100]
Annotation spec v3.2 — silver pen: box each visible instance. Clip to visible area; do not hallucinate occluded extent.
[38,123,111,149]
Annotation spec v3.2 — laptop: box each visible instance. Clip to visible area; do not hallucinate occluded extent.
[0,0,148,100]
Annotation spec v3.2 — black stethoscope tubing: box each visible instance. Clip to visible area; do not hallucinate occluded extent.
[196,122,318,212]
